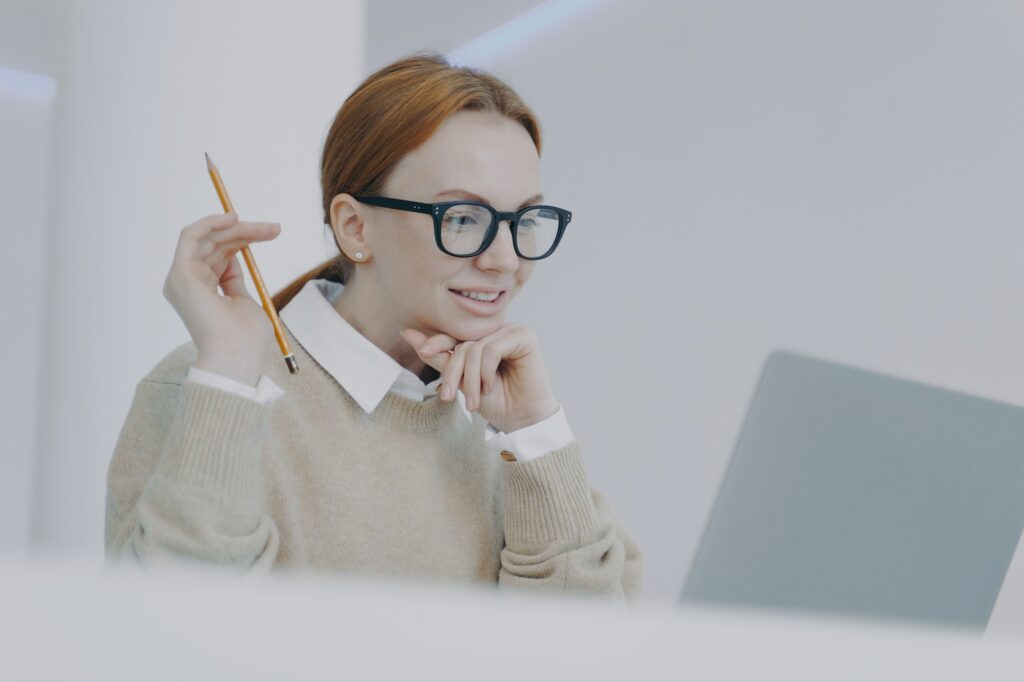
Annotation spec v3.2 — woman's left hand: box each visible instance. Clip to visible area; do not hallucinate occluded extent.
[400,323,560,434]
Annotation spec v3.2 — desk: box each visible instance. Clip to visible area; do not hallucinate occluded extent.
[1,556,1021,681]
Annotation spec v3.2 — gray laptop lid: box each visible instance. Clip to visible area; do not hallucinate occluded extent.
[680,350,1024,631]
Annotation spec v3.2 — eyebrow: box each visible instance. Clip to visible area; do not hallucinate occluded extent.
[435,188,544,209]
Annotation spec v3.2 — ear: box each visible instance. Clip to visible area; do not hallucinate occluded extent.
[329,193,370,259]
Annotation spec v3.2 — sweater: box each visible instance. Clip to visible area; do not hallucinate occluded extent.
[104,291,644,601]
[184,278,575,462]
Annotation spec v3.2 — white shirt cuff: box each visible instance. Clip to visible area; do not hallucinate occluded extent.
[186,365,285,406]
[484,404,574,462]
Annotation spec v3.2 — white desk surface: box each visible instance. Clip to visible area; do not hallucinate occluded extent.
[1,555,1021,681]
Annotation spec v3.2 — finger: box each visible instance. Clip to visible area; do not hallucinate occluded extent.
[178,214,246,265]
[399,328,428,350]
[461,341,484,411]
[464,324,519,397]
[208,221,281,245]
[479,339,504,396]
[195,211,239,231]
[474,327,532,394]
[409,332,460,374]
[196,223,279,264]
[219,254,250,298]
[418,332,459,357]
[200,229,278,269]
[440,341,472,402]
[181,212,239,246]
[405,331,454,374]
[190,240,260,296]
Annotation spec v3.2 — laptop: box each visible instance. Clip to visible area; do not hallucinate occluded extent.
[680,349,1024,632]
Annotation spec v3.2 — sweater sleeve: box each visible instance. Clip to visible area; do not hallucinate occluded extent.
[104,378,280,578]
[497,440,644,602]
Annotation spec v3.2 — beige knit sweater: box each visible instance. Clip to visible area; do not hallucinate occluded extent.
[105,323,643,601]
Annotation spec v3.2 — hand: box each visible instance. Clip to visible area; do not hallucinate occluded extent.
[162,212,282,385]
[400,323,560,434]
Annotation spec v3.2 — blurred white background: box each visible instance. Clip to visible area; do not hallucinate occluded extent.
[3,0,1024,607]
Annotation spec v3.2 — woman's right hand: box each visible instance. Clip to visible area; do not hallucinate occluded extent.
[162,212,282,386]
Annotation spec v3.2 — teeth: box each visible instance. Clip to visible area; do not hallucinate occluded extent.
[456,290,499,302]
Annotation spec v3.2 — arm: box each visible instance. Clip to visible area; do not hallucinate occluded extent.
[104,377,282,578]
[496,440,644,603]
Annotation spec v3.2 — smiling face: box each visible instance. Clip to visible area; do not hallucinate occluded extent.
[328,109,542,376]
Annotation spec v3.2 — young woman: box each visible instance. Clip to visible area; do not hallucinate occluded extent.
[105,51,643,601]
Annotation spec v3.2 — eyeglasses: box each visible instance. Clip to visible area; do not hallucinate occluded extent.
[352,195,572,260]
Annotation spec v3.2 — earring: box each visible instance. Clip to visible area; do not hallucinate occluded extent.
[354,251,365,261]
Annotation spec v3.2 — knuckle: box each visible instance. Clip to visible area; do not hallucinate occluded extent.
[182,222,205,241]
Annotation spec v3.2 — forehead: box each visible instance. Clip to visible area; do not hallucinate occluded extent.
[387,110,541,207]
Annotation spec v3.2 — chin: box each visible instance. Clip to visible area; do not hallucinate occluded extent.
[446,316,507,342]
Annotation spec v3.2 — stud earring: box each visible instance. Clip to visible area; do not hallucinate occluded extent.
[354,251,365,260]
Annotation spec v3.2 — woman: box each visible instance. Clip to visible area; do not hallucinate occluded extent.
[105,51,643,601]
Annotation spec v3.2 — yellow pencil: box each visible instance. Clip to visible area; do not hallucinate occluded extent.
[204,152,299,374]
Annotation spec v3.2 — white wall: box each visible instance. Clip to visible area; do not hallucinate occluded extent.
[0,0,57,558]
[367,0,1024,601]
[26,0,364,558]
[11,0,1024,607]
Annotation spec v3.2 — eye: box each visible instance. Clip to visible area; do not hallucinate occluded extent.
[448,214,477,227]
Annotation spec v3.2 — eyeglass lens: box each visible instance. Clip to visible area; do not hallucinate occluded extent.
[440,204,560,258]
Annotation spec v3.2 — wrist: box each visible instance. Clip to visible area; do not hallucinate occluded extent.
[506,400,560,433]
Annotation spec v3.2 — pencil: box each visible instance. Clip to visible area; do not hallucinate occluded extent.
[204,152,299,374]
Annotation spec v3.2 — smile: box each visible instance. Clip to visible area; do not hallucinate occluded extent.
[448,289,506,316]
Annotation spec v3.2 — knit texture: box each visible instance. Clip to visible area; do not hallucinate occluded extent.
[105,323,643,600]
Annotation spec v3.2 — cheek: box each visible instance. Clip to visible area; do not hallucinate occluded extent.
[388,247,463,303]
[381,221,442,280]
[515,263,535,288]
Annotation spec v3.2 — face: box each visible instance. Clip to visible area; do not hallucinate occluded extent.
[330,109,542,346]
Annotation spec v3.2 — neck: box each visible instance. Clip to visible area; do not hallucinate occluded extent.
[332,277,435,383]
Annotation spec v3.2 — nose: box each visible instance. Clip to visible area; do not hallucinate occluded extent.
[474,219,519,273]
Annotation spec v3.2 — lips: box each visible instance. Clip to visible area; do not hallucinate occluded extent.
[448,288,506,316]
[449,287,507,295]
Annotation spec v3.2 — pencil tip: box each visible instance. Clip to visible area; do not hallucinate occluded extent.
[204,151,213,170]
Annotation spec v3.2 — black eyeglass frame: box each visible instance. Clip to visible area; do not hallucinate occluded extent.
[352,195,572,260]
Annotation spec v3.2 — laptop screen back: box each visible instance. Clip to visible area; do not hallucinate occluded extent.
[680,350,1024,630]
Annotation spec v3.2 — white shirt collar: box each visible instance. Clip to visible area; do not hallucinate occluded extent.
[280,278,474,424]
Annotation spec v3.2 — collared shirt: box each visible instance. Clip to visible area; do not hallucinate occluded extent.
[185,278,573,461]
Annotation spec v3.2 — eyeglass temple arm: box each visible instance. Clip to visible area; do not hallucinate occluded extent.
[352,196,434,215]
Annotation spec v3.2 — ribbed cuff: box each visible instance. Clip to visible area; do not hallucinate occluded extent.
[500,440,601,549]
[154,380,271,497]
